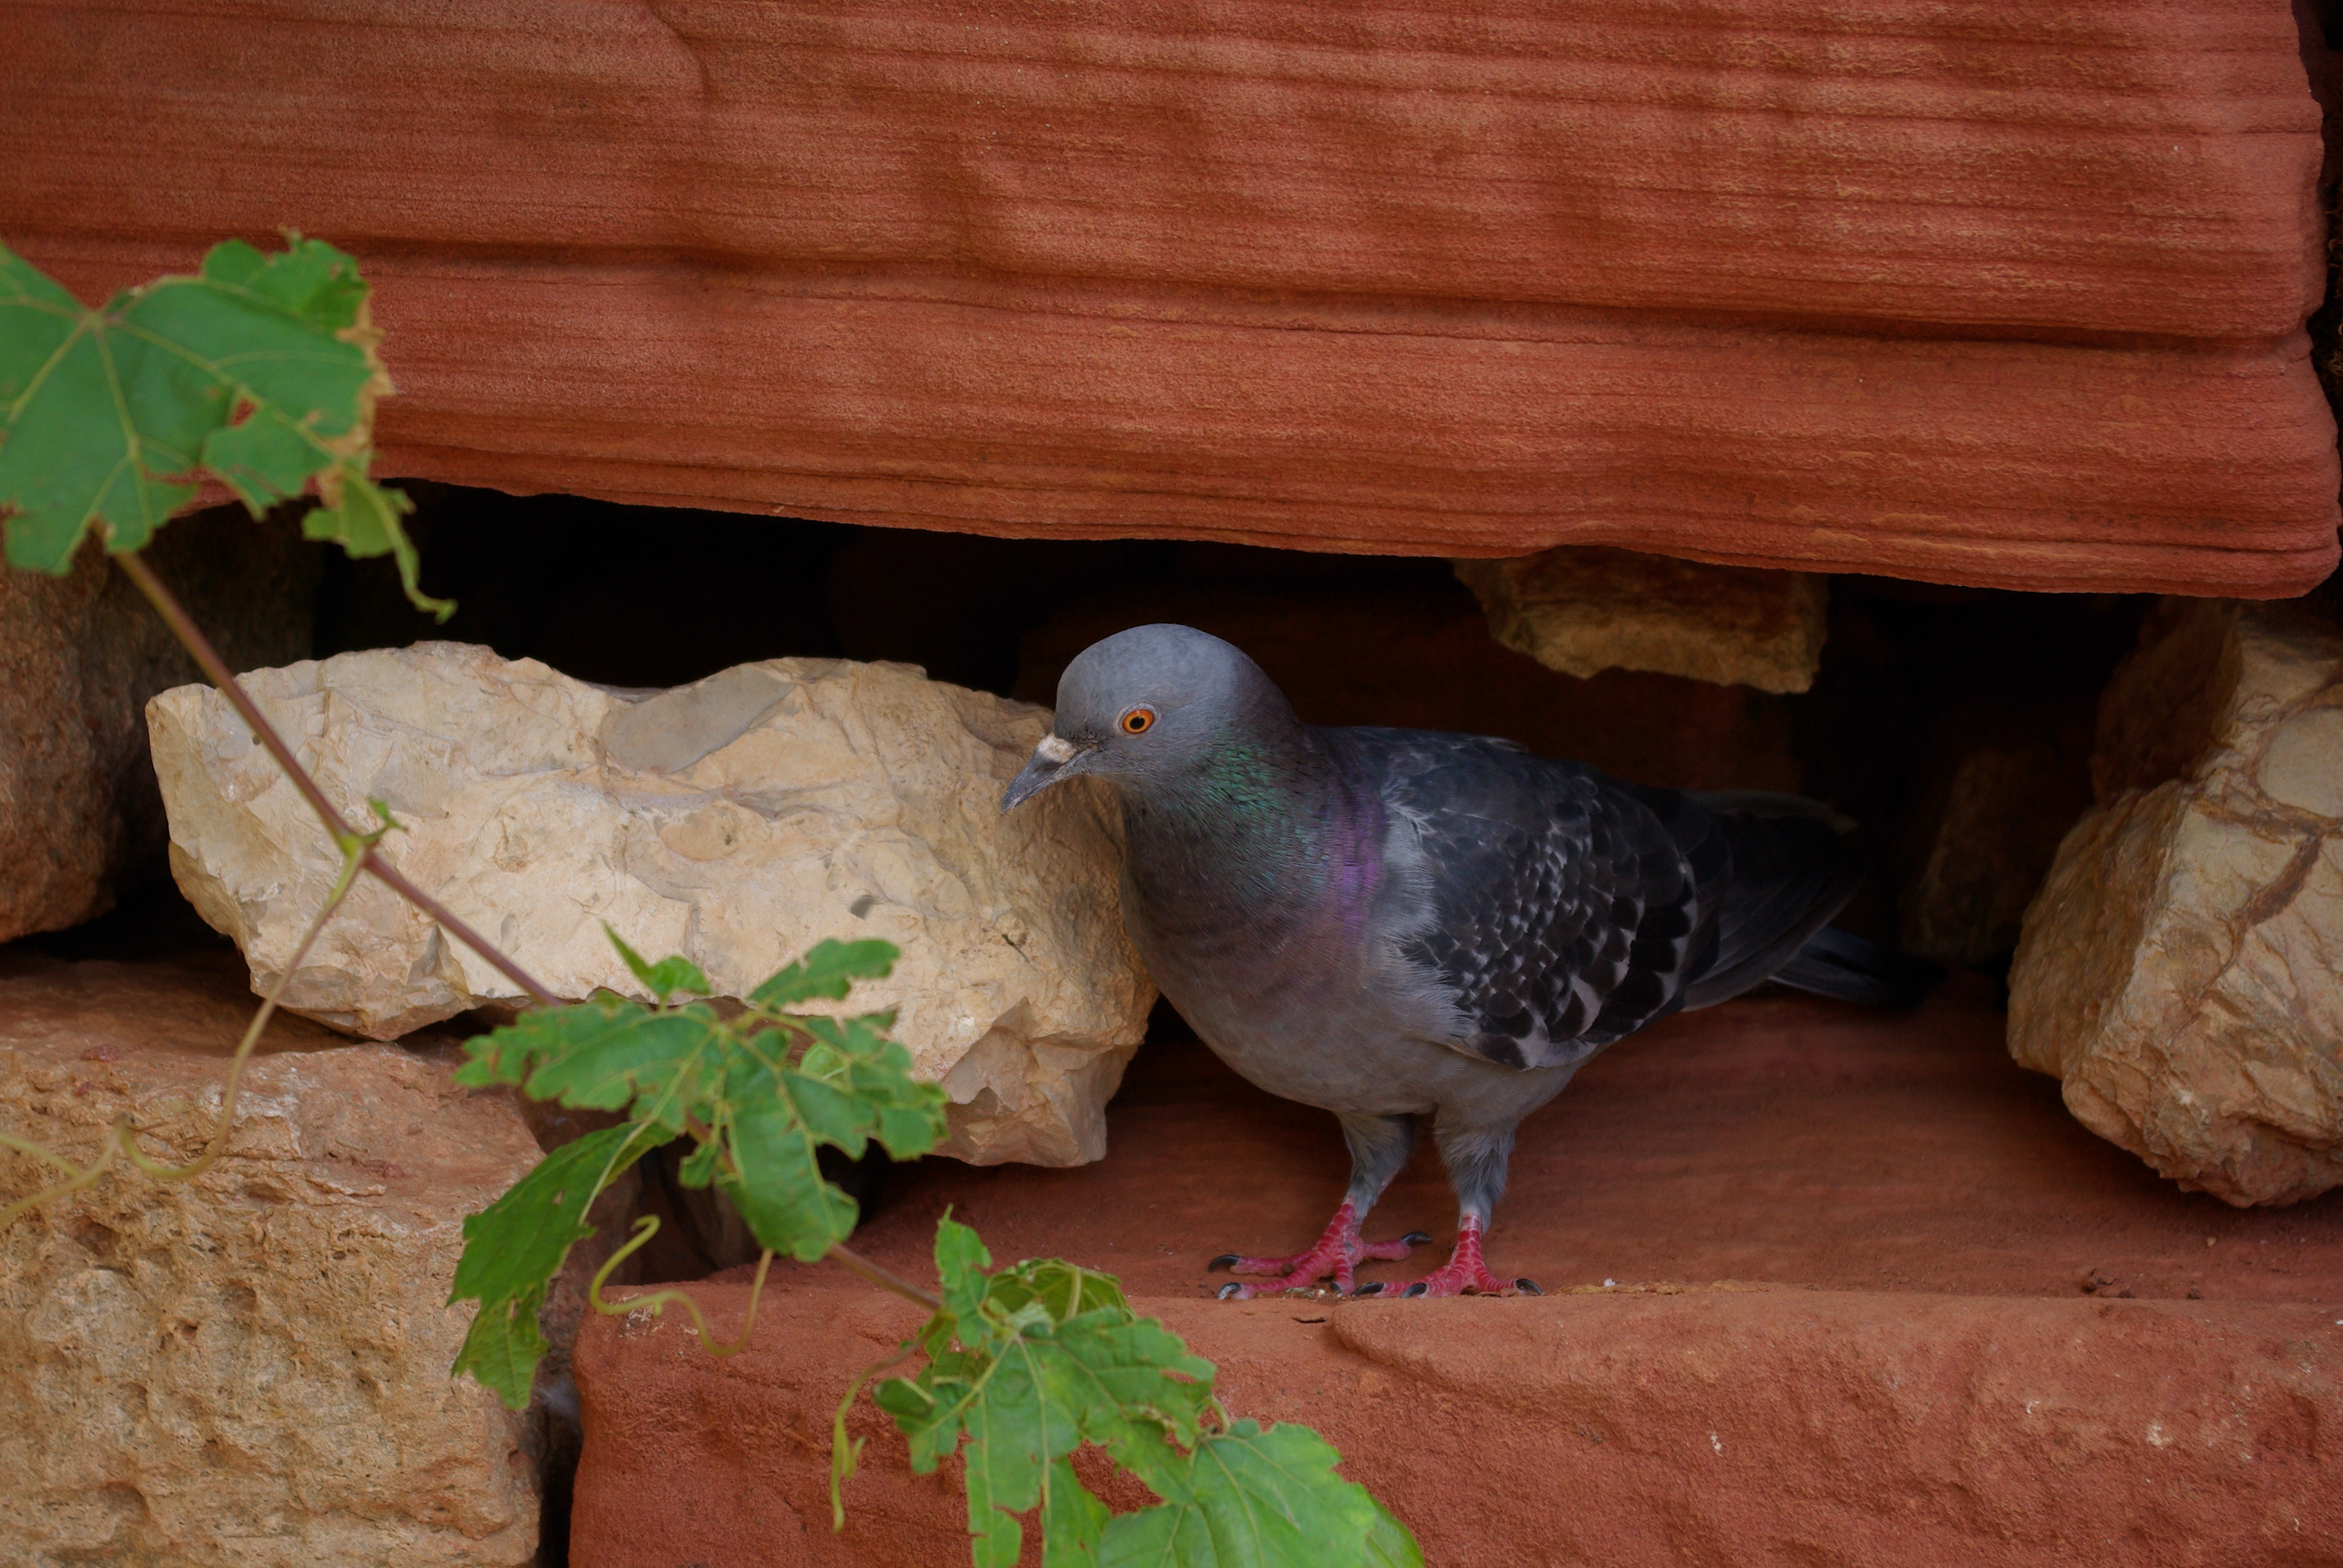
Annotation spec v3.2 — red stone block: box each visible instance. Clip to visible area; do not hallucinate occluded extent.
[569,985,2343,1564]
[2,2,2333,592]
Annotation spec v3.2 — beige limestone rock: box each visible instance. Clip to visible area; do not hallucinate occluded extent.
[0,950,541,1567]
[149,644,1153,1167]
[1453,547,1827,693]
[0,507,315,942]
[2009,599,2343,1206]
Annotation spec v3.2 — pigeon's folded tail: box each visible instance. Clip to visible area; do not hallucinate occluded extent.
[1769,925,1942,1010]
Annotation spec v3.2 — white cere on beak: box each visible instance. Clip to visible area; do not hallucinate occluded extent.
[1035,733,1078,763]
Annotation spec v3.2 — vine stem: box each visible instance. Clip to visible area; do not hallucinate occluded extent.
[113,546,945,1312]
[116,823,369,1181]
[828,1242,943,1312]
[0,780,378,1229]
[588,1217,777,1356]
[113,548,560,1008]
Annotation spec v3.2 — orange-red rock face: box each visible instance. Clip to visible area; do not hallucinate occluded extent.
[568,987,2343,1565]
[3,3,2335,592]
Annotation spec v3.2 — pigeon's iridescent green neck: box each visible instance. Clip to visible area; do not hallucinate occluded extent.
[1115,721,1384,951]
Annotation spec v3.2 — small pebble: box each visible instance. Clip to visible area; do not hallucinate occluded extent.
[1603,1278,1617,1288]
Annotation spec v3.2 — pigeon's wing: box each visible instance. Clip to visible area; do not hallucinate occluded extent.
[1343,729,1714,1072]
[1633,787,1864,1010]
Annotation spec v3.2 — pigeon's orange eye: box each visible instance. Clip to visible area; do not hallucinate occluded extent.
[1121,707,1156,735]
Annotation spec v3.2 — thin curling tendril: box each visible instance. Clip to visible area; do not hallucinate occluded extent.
[1,805,393,1229]
[588,1214,775,1359]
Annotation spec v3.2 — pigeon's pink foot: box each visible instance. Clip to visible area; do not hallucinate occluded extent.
[1356,1217,1542,1299]
[1209,1201,1431,1298]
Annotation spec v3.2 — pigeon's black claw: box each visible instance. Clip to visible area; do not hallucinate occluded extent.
[1216,1281,1247,1301]
[1207,1253,1242,1273]
[1515,1278,1544,1296]
[1403,1282,1429,1299]
[1353,1281,1386,1297]
[1398,1230,1433,1247]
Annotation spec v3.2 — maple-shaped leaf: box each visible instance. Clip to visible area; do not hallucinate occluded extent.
[0,237,445,615]
[448,1121,661,1410]
[864,1218,1420,1568]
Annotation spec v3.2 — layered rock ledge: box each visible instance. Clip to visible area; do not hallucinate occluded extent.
[568,988,2343,1565]
[4,2,2333,592]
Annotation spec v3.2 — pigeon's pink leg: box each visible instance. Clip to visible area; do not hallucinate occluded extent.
[1208,1201,1429,1298]
[1355,1215,1538,1299]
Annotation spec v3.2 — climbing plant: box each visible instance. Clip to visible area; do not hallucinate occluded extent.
[0,237,1420,1566]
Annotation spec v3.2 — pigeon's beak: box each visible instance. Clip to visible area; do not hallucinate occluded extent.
[1001,733,1090,812]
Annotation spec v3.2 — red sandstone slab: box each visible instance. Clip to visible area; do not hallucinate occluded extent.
[0,2,2318,335]
[3,4,2335,593]
[574,1282,2343,1567]
[829,983,2343,1303]
[571,985,2343,1563]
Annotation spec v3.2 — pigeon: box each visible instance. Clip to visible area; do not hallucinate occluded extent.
[1000,623,1922,1299]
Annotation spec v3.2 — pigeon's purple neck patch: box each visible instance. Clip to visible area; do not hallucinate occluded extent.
[1320,772,1386,938]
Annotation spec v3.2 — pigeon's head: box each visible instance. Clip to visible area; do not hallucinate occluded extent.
[1000,624,1297,811]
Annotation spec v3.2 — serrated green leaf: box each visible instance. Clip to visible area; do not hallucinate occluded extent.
[676,1132,726,1188]
[304,465,447,621]
[862,1218,1411,1568]
[876,1103,945,1160]
[0,238,441,613]
[1042,1458,1111,1568]
[455,997,723,1134]
[724,1060,861,1262]
[994,1259,1133,1328]
[960,1348,1063,1568]
[749,938,899,1007]
[1363,1508,1423,1568]
[1095,1423,1419,1567]
[449,1121,657,1409]
[936,1216,993,1328]
[603,925,709,1004]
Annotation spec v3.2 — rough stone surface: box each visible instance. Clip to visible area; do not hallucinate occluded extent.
[4,4,2335,593]
[0,950,541,1568]
[2010,599,2343,1206]
[0,508,315,943]
[1893,701,2097,969]
[566,989,2343,1567]
[149,643,1153,1166]
[1453,547,1827,693]
[1014,580,1804,794]
[577,1285,2343,1568]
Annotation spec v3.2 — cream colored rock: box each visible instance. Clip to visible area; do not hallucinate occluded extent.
[1453,547,1826,693]
[2009,600,2343,1206]
[148,644,1153,1166]
[0,952,541,1567]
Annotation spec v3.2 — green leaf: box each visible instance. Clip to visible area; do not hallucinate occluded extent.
[1041,1459,1112,1568]
[446,935,949,1440]
[1363,1509,1423,1568]
[724,1108,858,1263]
[1096,1423,1422,1567]
[749,938,899,1007]
[0,238,444,615]
[454,996,725,1134]
[934,1215,994,1328]
[857,1219,1415,1568]
[449,1122,657,1409]
[304,464,448,618]
[604,924,710,1004]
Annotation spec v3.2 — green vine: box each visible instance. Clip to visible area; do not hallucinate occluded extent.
[0,237,1421,1567]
